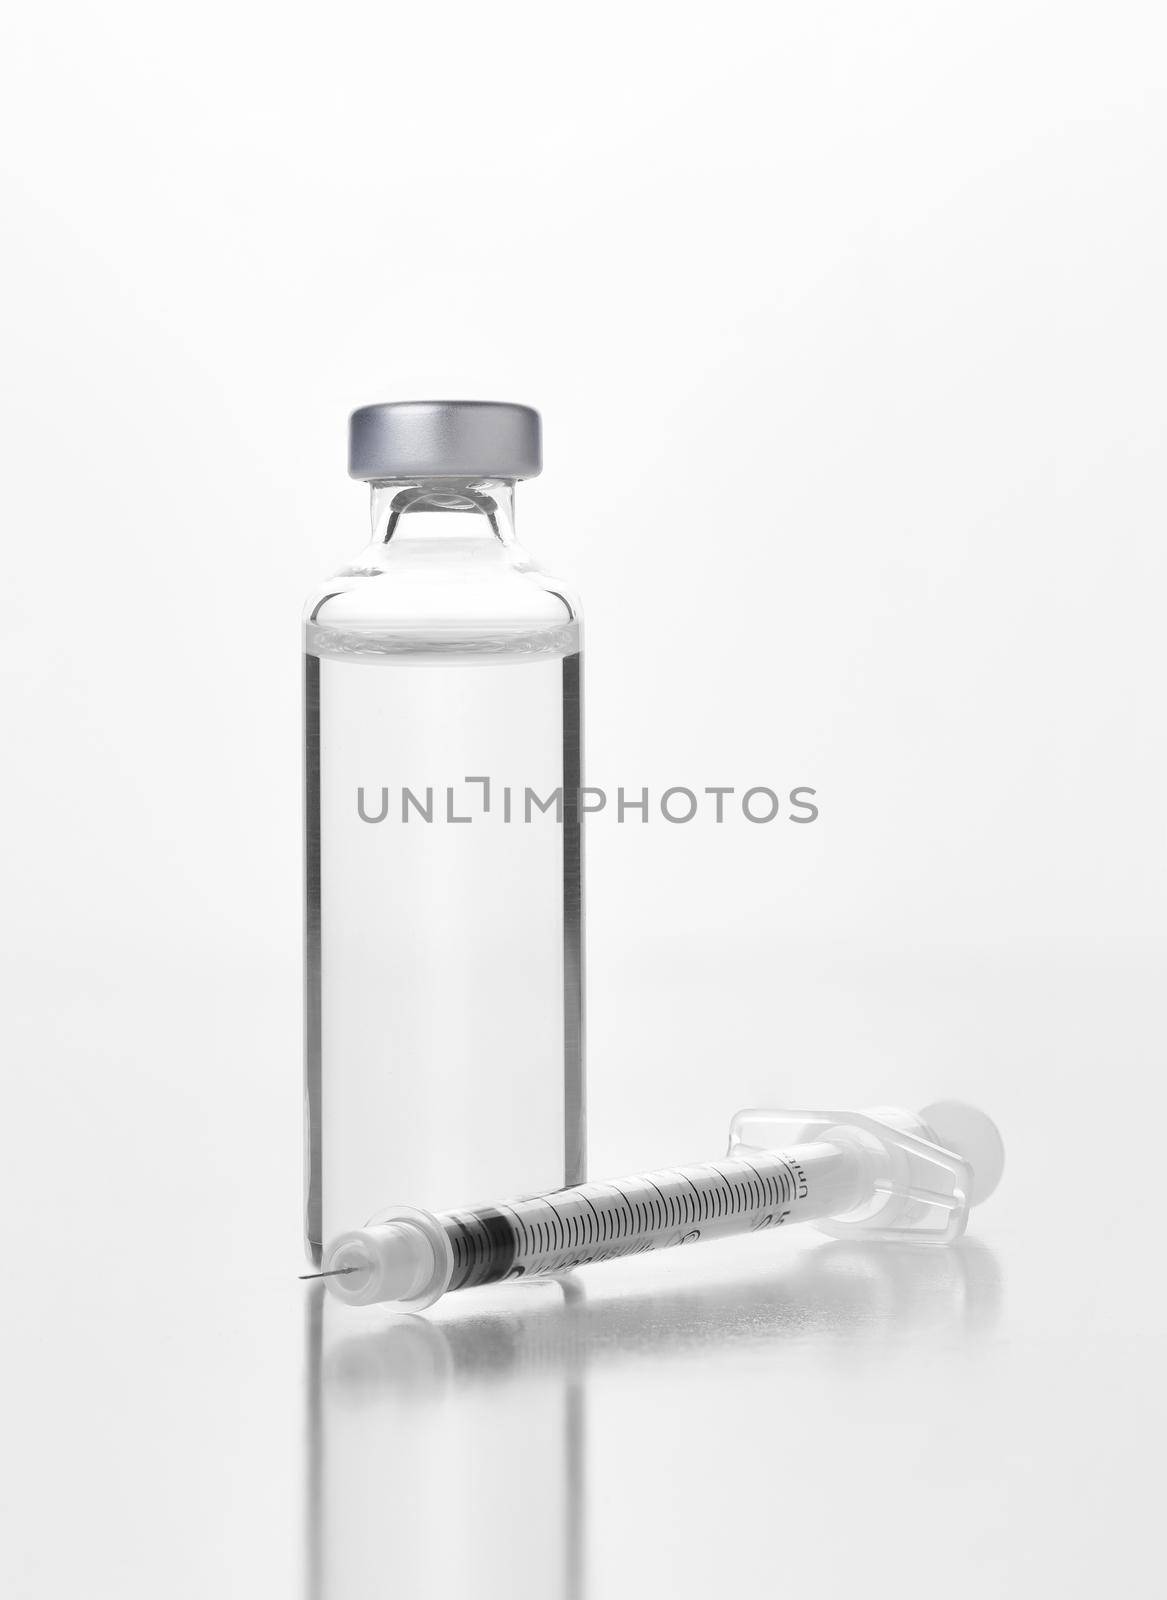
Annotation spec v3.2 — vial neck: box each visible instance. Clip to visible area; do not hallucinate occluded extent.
[369,478,517,546]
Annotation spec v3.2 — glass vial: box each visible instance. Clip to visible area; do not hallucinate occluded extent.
[303,402,584,1263]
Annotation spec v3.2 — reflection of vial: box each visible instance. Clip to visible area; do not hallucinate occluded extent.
[303,402,584,1263]
[305,1279,586,1600]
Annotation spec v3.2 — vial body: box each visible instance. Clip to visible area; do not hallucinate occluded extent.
[304,479,584,1263]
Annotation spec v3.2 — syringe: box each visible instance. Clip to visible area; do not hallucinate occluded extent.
[307,1100,1004,1312]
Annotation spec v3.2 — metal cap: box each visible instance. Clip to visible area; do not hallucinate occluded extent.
[348,400,542,481]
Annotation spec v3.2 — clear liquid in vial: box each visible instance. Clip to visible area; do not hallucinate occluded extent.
[304,623,583,1258]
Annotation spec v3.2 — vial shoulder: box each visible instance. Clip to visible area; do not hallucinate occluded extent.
[304,539,581,662]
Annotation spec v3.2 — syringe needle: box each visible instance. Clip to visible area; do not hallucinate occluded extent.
[299,1266,361,1280]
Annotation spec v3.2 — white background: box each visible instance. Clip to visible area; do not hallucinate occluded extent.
[1,4,1164,1597]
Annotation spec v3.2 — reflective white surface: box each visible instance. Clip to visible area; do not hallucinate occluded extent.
[4,941,1163,1599]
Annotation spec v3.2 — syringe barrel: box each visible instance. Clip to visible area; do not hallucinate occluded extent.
[435,1138,871,1293]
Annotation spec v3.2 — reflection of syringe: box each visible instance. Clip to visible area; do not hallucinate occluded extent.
[303,1101,1004,1313]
